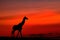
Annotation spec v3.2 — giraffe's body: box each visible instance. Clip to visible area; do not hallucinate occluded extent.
[11,16,28,38]
[13,25,22,31]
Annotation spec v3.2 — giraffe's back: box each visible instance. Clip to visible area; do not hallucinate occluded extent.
[13,25,22,31]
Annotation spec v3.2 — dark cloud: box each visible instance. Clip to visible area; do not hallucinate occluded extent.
[0,0,60,11]
[0,0,60,2]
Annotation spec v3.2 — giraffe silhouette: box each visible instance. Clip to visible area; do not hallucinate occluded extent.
[11,16,28,38]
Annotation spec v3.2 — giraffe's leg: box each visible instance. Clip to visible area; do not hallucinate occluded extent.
[20,31,22,38]
[11,30,15,37]
[16,31,19,38]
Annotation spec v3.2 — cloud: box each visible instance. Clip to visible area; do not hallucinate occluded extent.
[0,16,19,20]
[0,0,60,11]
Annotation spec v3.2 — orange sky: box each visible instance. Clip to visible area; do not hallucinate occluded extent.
[0,9,60,25]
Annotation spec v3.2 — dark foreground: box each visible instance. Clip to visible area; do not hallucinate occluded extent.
[0,37,60,40]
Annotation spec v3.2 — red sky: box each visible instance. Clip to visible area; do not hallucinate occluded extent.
[0,0,60,37]
[0,9,60,37]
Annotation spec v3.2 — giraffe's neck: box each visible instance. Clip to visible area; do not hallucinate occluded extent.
[21,18,25,24]
[18,18,25,25]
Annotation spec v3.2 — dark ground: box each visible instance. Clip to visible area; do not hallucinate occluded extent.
[0,37,60,40]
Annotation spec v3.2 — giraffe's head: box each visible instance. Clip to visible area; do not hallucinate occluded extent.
[24,16,28,20]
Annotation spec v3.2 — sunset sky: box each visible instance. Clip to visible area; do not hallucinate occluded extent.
[0,0,60,37]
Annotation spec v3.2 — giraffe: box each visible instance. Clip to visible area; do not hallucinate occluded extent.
[11,16,28,38]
